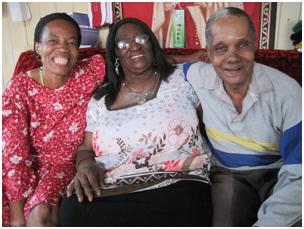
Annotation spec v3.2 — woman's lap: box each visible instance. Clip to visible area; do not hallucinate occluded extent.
[59,180,211,226]
[24,163,75,217]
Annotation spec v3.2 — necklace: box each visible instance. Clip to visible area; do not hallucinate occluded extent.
[122,72,159,105]
[39,67,45,87]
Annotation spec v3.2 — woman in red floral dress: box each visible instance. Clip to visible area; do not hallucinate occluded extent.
[2,13,105,226]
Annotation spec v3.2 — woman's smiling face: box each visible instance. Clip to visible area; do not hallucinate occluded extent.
[115,23,153,75]
[35,19,79,78]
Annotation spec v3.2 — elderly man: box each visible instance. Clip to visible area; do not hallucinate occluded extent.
[184,7,302,226]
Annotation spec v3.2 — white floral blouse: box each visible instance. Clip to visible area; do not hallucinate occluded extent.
[86,66,211,195]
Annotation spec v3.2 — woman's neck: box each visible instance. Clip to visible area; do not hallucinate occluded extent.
[42,68,69,89]
[44,75,68,89]
[123,68,156,87]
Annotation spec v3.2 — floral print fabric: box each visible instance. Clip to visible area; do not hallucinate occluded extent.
[86,66,211,193]
[2,54,105,226]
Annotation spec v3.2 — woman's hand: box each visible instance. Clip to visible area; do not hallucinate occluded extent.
[68,132,104,202]
[67,159,104,202]
[26,203,58,226]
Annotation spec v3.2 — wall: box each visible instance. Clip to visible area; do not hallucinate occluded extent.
[275,2,302,50]
[2,2,302,89]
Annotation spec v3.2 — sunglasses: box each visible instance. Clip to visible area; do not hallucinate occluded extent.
[116,34,150,50]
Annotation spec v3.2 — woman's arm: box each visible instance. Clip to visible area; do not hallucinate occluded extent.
[9,200,26,226]
[67,132,105,202]
[3,77,37,226]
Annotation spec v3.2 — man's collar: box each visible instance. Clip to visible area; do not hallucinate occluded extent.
[251,63,274,94]
[199,64,218,90]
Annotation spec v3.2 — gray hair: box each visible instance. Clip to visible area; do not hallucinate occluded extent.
[205,7,256,48]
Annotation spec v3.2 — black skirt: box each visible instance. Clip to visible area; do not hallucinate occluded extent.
[59,180,211,226]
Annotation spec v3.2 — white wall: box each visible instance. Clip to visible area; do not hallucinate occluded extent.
[275,2,302,50]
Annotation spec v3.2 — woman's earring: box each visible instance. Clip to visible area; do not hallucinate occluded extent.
[152,58,157,66]
[35,53,41,60]
[35,45,42,60]
[35,49,41,60]
[114,58,120,76]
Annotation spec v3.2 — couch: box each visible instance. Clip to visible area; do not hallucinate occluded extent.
[13,48,302,85]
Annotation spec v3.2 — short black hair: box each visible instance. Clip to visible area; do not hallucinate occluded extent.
[34,13,81,55]
[205,7,256,48]
[94,18,176,107]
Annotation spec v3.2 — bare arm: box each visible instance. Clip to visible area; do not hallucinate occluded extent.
[67,132,105,202]
[9,200,26,226]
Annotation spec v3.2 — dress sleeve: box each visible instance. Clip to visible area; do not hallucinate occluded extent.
[83,54,106,87]
[254,80,302,226]
[85,97,100,133]
[188,84,200,108]
[2,76,37,202]
[179,64,200,108]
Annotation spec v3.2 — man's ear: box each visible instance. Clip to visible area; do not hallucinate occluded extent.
[206,48,212,62]
[253,43,257,52]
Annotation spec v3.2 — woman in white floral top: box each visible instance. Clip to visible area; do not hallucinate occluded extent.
[60,18,211,226]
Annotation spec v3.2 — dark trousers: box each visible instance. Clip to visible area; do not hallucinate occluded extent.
[59,180,211,227]
[211,167,279,226]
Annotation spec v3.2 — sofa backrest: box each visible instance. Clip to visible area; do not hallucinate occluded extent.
[14,48,302,85]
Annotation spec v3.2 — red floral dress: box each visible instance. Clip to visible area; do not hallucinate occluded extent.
[2,54,105,226]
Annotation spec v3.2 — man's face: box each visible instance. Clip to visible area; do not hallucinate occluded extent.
[207,15,256,90]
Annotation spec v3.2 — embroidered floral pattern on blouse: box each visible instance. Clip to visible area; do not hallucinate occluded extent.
[163,160,181,171]
[130,148,151,169]
[168,118,190,147]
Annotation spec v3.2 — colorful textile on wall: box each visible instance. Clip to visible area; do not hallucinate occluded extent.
[243,2,261,48]
[259,2,276,49]
[91,2,272,49]
[172,10,185,48]
[89,2,113,27]
[113,2,123,23]
[121,2,262,48]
